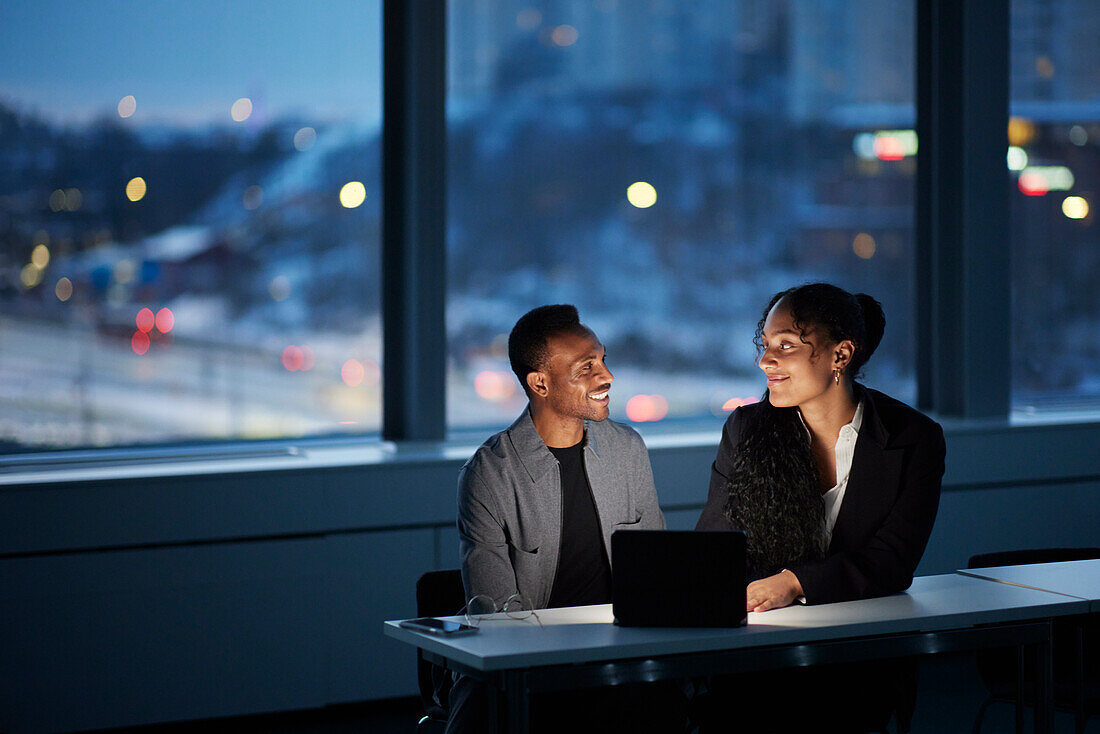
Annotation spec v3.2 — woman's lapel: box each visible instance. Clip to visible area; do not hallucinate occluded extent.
[827,390,903,554]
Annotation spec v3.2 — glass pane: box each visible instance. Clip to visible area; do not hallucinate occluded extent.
[446,0,916,433]
[1010,0,1100,419]
[0,1,382,449]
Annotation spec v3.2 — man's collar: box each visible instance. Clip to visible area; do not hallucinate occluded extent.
[507,406,600,482]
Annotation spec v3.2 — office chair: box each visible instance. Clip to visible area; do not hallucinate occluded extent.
[968,547,1100,734]
[414,568,466,733]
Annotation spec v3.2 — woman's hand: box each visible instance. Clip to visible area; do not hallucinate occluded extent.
[746,569,804,612]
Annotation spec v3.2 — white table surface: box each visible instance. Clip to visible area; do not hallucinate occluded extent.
[958,558,1100,611]
[383,573,1087,672]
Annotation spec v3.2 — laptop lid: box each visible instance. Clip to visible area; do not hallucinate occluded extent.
[611,529,747,628]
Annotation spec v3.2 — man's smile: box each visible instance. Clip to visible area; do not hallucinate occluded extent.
[588,386,611,403]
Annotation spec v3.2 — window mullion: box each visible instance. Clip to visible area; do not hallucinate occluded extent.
[917,0,1011,419]
[381,0,447,441]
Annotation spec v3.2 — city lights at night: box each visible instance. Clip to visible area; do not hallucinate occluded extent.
[155,308,175,333]
[625,394,668,423]
[282,345,305,371]
[131,330,151,355]
[1007,146,1029,171]
[341,358,365,386]
[55,277,74,302]
[1062,196,1090,220]
[31,244,50,268]
[626,181,657,208]
[551,24,579,46]
[126,177,147,202]
[339,181,367,208]
[230,97,253,122]
[0,0,1096,449]
[118,95,137,118]
[293,127,317,151]
[852,233,876,259]
[721,396,759,412]
[474,371,515,402]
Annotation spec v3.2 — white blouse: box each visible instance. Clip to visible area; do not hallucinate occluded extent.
[788,400,864,600]
[821,399,865,547]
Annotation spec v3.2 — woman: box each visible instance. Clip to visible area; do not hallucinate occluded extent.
[694,283,946,730]
[698,282,944,608]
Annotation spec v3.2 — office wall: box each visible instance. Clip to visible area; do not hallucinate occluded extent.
[1,421,1099,732]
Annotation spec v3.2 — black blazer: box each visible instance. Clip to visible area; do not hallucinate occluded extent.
[696,386,946,605]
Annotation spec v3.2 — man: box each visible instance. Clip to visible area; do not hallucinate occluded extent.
[446,304,666,732]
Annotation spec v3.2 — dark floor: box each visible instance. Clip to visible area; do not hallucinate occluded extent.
[91,698,424,734]
[909,654,1099,734]
[92,655,1099,734]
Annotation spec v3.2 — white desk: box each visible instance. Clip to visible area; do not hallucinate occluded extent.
[384,574,1086,733]
[959,558,1100,612]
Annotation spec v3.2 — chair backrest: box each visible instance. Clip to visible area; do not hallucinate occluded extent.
[417,568,467,618]
[968,547,1100,569]
[414,569,466,721]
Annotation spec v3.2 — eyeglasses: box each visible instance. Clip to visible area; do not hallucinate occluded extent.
[458,593,543,628]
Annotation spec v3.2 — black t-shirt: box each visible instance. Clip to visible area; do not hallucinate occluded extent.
[546,438,613,608]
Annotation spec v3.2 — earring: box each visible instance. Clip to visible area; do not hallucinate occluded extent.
[833,369,841,385]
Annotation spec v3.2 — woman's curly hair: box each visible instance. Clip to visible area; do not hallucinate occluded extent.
[725,403,825,580]
[725,283,886,579]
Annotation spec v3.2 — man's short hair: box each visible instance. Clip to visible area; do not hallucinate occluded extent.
[508,304,587,394]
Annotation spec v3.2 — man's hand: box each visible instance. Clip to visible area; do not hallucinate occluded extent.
[746,569,804,612]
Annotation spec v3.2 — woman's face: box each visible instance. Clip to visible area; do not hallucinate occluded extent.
[757,300,838,409]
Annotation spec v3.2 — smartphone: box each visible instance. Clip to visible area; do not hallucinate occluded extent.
[399,617,479,637]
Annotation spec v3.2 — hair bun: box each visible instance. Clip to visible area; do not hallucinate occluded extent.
[855,293,885,359]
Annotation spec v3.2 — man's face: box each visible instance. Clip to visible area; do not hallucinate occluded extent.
[539,329,614,423]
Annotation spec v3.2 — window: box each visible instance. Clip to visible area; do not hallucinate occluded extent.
[445,0,916,432]
[1010,0,1100,418]
[4,0,1099,459]
[0,1,382,449]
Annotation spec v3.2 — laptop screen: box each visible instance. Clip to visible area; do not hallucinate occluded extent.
[611,529,747,627]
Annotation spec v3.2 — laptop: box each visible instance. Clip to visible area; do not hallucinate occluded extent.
[611,529,747,627]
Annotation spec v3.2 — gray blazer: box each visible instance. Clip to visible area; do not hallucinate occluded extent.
[457,408,665,609]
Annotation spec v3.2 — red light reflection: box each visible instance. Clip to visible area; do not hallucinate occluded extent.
[155,307,174,333]
[342,359,365,387]
[282,345,304,371]
[873,137,906,161]
[474,370,516,401]
[136,307,155,333]
[1018,171,1049,196]
[722,396,760,412]
[361,358,381,386]
[131,330,150,355]
[626,394,669,422]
